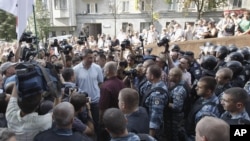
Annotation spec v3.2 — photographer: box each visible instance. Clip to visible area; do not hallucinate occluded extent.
[70,93,95,137]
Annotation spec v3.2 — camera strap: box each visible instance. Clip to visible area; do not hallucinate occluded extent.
[36,63,59,98]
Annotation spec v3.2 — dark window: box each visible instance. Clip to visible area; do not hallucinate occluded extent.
[52,31,56,37]
[87,4,90,13]
[233,0,242,7]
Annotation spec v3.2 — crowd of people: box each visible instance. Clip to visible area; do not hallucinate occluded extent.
[0,10,250,141]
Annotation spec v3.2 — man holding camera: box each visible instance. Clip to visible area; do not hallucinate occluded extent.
[6,84,53,141]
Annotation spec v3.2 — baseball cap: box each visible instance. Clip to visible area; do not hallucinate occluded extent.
[0,62,17,73]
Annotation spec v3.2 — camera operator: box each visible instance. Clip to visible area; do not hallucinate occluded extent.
[5,84,56,140]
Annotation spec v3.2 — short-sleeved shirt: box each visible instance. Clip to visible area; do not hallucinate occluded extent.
[239,19,250,32]
[73,62,103,103]
[145,81,168,129]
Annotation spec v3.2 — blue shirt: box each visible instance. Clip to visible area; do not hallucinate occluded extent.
[169,82,187,112]
[145,80,168,129]
[195,94,221,124]
[73,62,103,103]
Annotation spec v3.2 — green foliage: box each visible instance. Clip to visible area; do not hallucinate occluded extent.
[29,0,50,42]
[183,0,227,19]
[0,9,16,41]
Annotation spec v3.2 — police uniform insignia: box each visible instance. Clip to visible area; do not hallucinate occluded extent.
[154,99,160,105]
[195,69,201,75]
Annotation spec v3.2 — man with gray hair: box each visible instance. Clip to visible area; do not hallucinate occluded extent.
[99,61,125,141]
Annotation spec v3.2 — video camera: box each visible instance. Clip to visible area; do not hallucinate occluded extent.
[59,39,73,55]
[20,32,38,44]
[123,69,137,78]
[121,39,131,51]
[21,44,38,61]
[157,36,170,53]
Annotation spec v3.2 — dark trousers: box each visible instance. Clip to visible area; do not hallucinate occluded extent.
[90,103,100,139]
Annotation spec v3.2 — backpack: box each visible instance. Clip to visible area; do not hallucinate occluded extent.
[15,61,62,99]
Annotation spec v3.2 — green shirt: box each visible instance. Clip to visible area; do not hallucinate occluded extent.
[239,19,250,32]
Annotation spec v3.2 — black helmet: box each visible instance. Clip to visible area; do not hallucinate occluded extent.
[237,48,250,61]
[225,61,243,76]
[216,45,228,59]
[170,44,180,52]
[228,44,238,53]
[200,55,217,70]
[226,52,244,63]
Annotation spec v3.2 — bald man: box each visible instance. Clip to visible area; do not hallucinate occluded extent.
[195,116,229,141]
[34,102,91,141]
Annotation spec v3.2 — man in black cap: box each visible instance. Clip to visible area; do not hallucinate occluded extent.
[184,51,202,85]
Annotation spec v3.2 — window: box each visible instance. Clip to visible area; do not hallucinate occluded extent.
[168,0,177,11]
[122,22,129,32]
[61,31,66,35]
[51,31,56,37]
[122,1,129,12]
[141,0,145,11]
[140,22,151,32]
[87,3,98,13]
[233,0,242,7]
[54,0,67,10]
[41,0,48,10]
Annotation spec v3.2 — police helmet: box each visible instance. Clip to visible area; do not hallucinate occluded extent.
[226,52,244,63]
[200,55,217,70]
[228,44,238,53]
[216,45,228,59]
[237,48,250,61]
[225,61,243,76]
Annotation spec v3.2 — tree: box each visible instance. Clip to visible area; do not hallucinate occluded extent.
[0,9,16,41]
[183,0,227,19]
[28,0,51,43]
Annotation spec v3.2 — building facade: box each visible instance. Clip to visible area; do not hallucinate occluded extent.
[43,0,250,39]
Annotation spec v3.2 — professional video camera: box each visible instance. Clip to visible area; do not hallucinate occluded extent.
[59,39,73,55]
[20,32,38,44]
[157,36,170,53]
[123,69,137,78]
[121,39,131,51]
[21,44,38,61]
